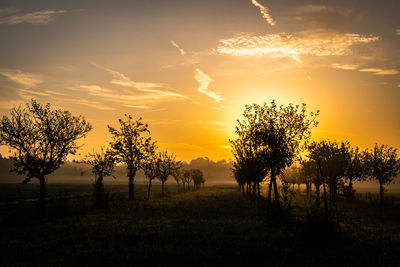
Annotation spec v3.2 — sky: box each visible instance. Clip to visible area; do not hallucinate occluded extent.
[0,0,399,161]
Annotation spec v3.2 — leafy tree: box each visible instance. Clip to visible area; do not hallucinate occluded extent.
[343,147,368,199]
[157,151,179,196]
[182,169,192,191]
[364,144,400,205]
[171,161,183,192]
[308,140,351,209]
[0,99,92,213]
[191,169,205,189]
[108,115,155,200]
[85,147,116,207]
[232,100,318,208]
[231,136,267,198]
[300,160,321,204]
[142,153,160,200]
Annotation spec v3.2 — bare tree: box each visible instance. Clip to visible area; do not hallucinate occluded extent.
[84,147,116,207]
[364,144,400,205]
[0,99,92,213]
[108,115,155,200]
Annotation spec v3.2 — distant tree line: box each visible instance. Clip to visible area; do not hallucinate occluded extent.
[0,99,205,213]
[231,100,400,212]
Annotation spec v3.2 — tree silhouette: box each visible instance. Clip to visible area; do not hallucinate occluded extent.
[182,170,192,191]
[0,99,92,213]
[157,151,178,197]
[142,153,160,200]
[300,160,321,204]
[108,115,155,200]
[191,169,205,189]
[343,147,368,199]
[231,136,267,198]
[308,140,351,210]
[232,100,318,208]
[364,144,400,205]
[85,147,116,207]
[171,161,183,192]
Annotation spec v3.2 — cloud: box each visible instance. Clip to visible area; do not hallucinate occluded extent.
[0,70,43,88]
[251,0,276,26]
[104,68,186,98]
[332,63,359,70]
[170,40,185,55]
[396,29,400,36]
[359,68,399,75]
[217,32,379,63]
[194,69,224,102]
[197,120,229,126]
[0,10,73,25]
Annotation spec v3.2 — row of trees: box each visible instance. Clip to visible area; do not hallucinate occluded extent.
[231,101,400,209]
[0,99,205,213]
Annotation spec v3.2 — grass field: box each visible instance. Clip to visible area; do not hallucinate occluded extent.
[1,184,400,266]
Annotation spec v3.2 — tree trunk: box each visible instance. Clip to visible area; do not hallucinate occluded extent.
[147,179,152,200]
[267,178,273,206]
[39,177,46,215]
[272,174,280,209]
[129,176,135,200]
[162,180,165,197]
[177,181,180,193]
[298,184,300,193]
[315,183,320,207]
[128,167,136,200]
[379,178,384,205]
[257,183,260,200]
[252,182,256,197]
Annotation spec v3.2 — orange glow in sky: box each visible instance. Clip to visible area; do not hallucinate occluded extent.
[0,0,399,161]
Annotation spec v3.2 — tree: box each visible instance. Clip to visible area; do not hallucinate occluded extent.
[108,115,155,200]
[300,160,320,204]
[232,100,318,208]
[157,151,178,197]
[0,99,92,213]
[84,147,116,207]
[171,161,183,192]
[182,170,192,191]
[231,136,267,198]
[142,153,160,200]
[343,147,368,199]
[364,144,400,205]
[308,140,351,209]
[191,169,205,189]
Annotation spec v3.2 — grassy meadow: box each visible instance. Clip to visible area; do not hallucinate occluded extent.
[1,184,400,266]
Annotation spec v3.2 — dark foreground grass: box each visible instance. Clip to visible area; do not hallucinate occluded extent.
[1,187,400,266]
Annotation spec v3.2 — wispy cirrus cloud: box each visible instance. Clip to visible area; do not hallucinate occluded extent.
[251,0,276,26]
[194,69,224,102]
[359,68,399,75]
[217,32,379,63]
[0,70,43,88]
[170,40,185,55]
[0,9,74,25]
[331,63,359,70]
[104,68,186,98]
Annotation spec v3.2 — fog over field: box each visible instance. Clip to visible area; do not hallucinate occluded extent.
[0,156,234,185]
[2,156,399,194]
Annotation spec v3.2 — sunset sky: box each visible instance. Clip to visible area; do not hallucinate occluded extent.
[0,0,399,161]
